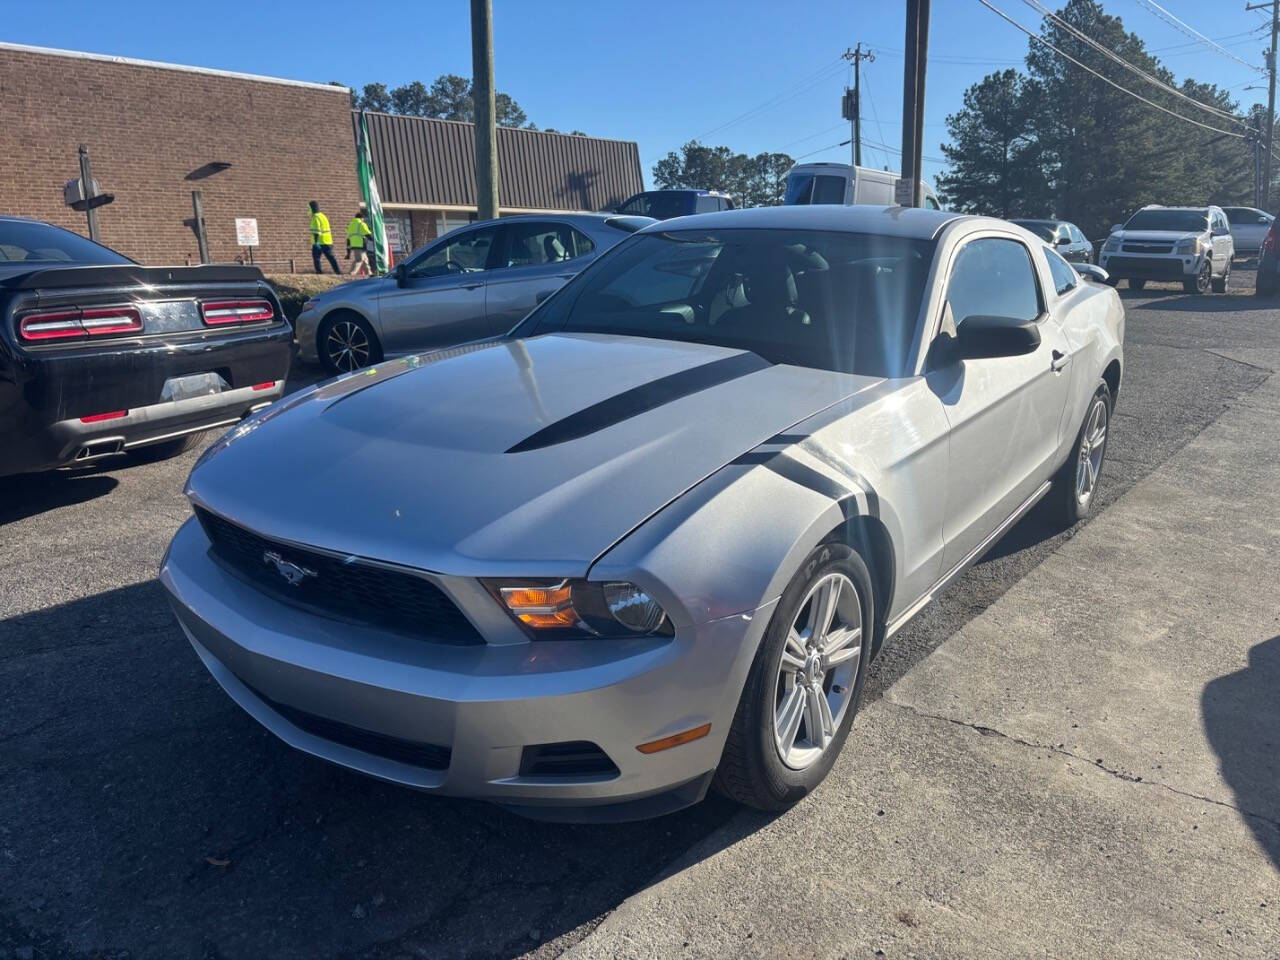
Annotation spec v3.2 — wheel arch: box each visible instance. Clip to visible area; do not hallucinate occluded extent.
[1102,357,1121,402]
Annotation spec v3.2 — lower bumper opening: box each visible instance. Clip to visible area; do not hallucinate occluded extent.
[246,682,452,771]
[519,741,620,779]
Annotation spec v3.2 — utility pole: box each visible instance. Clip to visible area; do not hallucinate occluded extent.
[1248,0,1279,209]
[842,44,875,167]
[900,0,931,207]
[471,0,499,220]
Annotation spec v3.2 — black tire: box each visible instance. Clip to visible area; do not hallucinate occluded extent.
[1128,278,1146,291]
[1103,275,1119,287]
[1049,380,1112,525]
[1184,260,1211,295]
[713,542,875,811]
[130,430,207,464]
[1211,263,1228,294]
[318,311,382,375]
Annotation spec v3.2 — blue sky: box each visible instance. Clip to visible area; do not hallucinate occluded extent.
[6,1,1274,187]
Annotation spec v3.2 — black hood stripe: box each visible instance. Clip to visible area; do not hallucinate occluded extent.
[506,351,771,453]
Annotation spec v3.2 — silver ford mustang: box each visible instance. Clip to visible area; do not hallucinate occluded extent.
[161,206,1124,821]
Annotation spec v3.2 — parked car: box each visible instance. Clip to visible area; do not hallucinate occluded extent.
[1099,204,1233,293]
[783,162,941,209]
[0,216,290,477]
[1221,205,1274,256]
[1009,218,1093,263]
[615,189,736,220]
[162,205,1123,821]
[1255,216,1280,296]
[295,213,652,374]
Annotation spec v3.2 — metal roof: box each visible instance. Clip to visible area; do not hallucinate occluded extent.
[355,112,644,213]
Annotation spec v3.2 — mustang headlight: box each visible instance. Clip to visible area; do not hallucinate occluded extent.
[1174,237,1200,255]
[1103,236,1121,252]
[485,578,671,639]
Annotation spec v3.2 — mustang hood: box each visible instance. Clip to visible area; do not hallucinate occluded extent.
[188,334,875,576]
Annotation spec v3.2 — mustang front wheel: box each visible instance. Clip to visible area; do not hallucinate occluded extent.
[714,542,874,810]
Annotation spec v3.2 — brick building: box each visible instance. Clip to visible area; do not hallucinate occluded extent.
[0,42,646,271]
[0,43,362,269]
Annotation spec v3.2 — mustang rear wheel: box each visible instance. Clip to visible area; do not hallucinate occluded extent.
[319,312,382,374]
[714,542,874,811]
[1050,380,1112,525]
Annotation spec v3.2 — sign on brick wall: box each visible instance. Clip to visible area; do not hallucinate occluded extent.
[235,218,259,246]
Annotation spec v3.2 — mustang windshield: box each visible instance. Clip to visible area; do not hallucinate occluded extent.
[522,229,936,378]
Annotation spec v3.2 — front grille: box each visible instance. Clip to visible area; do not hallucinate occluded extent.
[519,741,620,779]
[195,507,483,644]
[1122,242,1174,254]
[248,683,451,770]
[1103,256,1185,278]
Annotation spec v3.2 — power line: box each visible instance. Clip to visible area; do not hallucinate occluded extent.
[1020,0,1249,127]
[1133,0,1266,72]
[860,67,894,168]
[1149,26,1267,55]
[694,58,847,141]
[975,0,1247,138]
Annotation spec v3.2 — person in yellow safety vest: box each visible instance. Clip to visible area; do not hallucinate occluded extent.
[308,200,341,275]
[346,209,373,276]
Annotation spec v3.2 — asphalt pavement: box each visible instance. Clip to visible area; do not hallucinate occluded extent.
[1,271,1276,959]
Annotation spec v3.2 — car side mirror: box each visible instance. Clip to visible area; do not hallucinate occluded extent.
[950,315,1042,361]
[1073,263,1109,284]
[394,262,407,287]
[1055,235,1070,246]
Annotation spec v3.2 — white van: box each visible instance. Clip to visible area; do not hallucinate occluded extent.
[783,162,941,209]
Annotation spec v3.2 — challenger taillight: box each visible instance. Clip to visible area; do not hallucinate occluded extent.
[201,299,274,325]
[18,307,142,342]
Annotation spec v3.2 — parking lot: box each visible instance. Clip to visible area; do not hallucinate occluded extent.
[2,271,1277,959]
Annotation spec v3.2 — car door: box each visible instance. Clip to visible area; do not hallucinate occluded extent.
[377,224,498,354]
[926,234,1073,572]
[482,221,598,335]
[1211,210,1234,269]
[1224,207,1269,254]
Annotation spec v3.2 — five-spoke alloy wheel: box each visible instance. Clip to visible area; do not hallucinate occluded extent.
[715,542,874,811]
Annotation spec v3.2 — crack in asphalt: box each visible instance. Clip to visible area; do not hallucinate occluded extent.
[1202,348,1276,373]
[884,700,1280,833]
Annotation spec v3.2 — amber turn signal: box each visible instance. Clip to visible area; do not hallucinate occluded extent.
[636,723,712,754]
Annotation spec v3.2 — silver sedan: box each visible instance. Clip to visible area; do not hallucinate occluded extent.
[294,213,651,374]
[162,205,1124,820]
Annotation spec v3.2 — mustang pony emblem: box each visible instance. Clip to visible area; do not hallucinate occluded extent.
[262,550,317,587]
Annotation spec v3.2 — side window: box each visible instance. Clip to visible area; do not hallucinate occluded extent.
[1044,247,1078,296]
[499,222,577,268]
[946,237,1042,328]
[567,227,595,258]
[695,195,719,213]
[408,226,497,279]
[1070,224,1087,245]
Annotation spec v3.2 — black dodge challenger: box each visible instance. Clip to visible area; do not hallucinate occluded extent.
[1,216,292,477]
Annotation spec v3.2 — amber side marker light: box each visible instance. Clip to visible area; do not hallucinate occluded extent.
[636,723,712,755]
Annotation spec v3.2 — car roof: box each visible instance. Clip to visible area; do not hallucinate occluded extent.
[637,204,968,240]
[1010,218,1064,226]
[1138,204,1211,212]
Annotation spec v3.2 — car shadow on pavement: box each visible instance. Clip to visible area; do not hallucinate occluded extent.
[1126,293,1276,312]
[1201,634,1280,873]
[0,580,753,960]
[0,470,118,526]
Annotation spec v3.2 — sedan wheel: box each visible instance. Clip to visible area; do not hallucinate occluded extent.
[773,572,863,771]
[319,313,381,375]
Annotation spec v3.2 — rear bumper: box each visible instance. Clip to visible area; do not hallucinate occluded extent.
[159,516,769,820]
[1,324,291,475]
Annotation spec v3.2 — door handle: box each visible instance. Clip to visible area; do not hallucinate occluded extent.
[1051,349,1070,372]
[461,282,483,290]
[555,273,576,280]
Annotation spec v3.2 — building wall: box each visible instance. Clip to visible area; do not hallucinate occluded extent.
[0,45,360,268]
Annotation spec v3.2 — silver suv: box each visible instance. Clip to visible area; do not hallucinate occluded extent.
[1100,205,1233,293]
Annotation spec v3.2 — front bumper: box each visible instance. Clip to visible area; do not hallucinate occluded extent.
[1099,251,1201,280]
[159,517,771,820]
